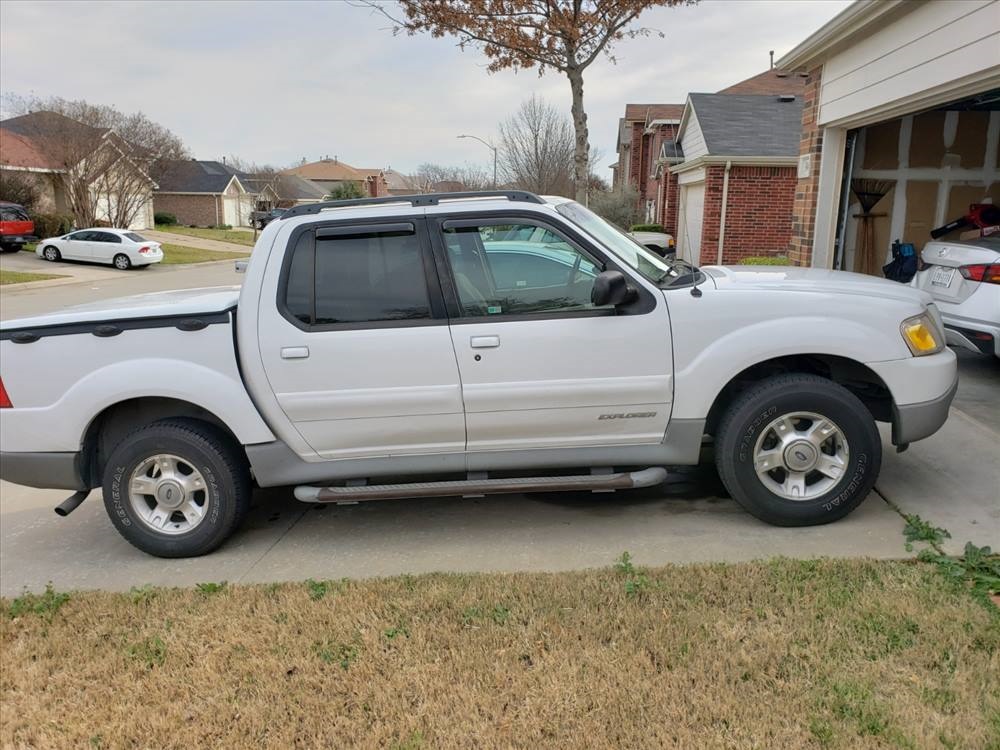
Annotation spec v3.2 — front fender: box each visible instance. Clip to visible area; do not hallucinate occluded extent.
[669,314,912,421]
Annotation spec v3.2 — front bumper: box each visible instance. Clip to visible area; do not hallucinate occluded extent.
[891,375,958,445]
[0,451,88,490]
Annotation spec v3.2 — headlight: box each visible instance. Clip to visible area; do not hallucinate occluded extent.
[900,312,944,356]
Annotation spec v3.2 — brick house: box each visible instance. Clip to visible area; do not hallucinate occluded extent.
[776,0,1000,272]
[283,158,389,198]
[153,160,256,227]
[672,93,803,265]
[611,104,684,227]
[612,70,807,264]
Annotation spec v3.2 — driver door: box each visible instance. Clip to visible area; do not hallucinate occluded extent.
[432,215,674,452]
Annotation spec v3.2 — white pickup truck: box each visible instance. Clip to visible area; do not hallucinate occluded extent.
[0,191,957,557]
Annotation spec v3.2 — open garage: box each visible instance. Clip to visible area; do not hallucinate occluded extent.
[779,0,1000,272]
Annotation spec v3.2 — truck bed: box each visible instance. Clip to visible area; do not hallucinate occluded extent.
[0,286,273,466]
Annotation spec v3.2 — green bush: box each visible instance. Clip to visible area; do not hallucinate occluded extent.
[740,255,789,266]
[30,212,74,238]
[630,223,664,233]
[154,212,177,226]
[211,224,233,230]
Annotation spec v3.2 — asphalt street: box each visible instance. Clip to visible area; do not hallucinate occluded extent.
[1,264,997,594]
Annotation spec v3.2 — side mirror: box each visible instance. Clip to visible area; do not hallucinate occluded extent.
[591,270,637,307]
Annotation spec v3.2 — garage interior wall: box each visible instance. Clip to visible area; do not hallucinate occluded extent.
[841,108,999,273]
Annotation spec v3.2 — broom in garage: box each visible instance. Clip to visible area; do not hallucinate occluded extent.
[851,178,895,276]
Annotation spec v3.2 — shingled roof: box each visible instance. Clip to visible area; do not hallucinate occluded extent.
[156,160,251,194]
[687,93,804,157]
[623,104,685,122]
[718,70,807,96]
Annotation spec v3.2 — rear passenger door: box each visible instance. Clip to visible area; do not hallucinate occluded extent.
[92,231,122,263]
[257,218,466,460]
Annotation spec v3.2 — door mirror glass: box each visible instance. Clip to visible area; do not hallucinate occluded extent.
[591,270,635,307]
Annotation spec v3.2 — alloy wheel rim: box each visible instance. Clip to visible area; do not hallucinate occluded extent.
[115,256,128,269]
[128,453,209,535]
[752,411,849,501]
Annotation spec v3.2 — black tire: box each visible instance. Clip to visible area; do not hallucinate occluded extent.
[715,374,881,527]
[113,253,131,270]
[42,245,61,262]
[102,419,251,557]
[0,244,21,253]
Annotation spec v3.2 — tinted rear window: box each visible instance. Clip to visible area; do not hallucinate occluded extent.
[125,232,146,242]
[0,207,30,221]
[284,226,430,326]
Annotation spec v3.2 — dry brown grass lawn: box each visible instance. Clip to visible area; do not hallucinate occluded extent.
[1,559,997,749]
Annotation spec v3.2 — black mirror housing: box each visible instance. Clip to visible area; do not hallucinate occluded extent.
[591,270,636,307]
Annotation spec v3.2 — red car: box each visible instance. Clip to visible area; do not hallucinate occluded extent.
[0,202,38,253]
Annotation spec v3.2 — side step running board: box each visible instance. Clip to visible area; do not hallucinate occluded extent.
[294,467,667,504]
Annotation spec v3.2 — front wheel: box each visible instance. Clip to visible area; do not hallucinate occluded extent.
[102,419,251,557]
[42,245,61,262]
[715,374,881,526]
[113,253,131,270]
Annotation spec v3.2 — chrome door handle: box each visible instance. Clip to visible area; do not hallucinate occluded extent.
[280,346,310,359]
[470,335,500,349]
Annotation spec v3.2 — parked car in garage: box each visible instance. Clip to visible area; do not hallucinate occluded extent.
[912,237,999,358]
[37,228,163,270]
[0,201,37,253]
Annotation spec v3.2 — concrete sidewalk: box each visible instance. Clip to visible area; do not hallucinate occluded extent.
[143,229,254,254]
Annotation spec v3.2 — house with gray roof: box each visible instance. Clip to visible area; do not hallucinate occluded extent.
[670,92,804,265]
[153,159,257,227]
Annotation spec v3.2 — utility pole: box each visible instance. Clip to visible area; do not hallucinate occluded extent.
[457,134,497,189]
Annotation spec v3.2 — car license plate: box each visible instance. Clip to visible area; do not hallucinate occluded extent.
[931,266,955,287]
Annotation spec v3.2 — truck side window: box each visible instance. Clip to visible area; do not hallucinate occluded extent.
[283,227,431,326]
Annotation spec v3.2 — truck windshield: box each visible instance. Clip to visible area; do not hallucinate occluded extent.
[554,201,694,286]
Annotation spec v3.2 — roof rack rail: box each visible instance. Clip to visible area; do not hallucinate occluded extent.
[280,190,545,220]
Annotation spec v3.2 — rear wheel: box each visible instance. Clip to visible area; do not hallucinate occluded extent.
[42,245,61,262]
[0,243,21,253]
[113,253,131,270]
[102,419,251,557]
[715,374,881,526]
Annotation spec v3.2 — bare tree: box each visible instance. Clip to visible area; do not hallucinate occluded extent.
[358,0,690,203]
[221,154,280,175]
[414,162,492,192]
[2,95,186,227]
[498,95,574,197]
[589,183,642,229]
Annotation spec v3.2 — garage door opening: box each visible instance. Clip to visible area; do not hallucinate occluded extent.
[831,88,1000,274]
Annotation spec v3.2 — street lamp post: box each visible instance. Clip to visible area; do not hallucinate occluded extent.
[457,134,497,189]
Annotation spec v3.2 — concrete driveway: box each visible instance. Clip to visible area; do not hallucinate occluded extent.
[1,269,997,595]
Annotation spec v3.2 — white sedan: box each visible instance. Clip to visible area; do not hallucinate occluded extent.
[37,228,163,270]
[912,236,999,357]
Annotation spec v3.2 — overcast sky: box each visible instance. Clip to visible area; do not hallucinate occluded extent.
[0,0,851,176]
